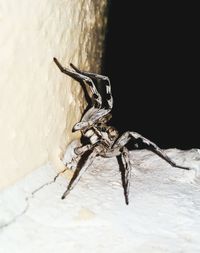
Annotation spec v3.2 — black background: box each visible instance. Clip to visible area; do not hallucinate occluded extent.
[102,2,199,150]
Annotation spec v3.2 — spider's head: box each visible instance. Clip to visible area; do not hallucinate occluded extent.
[107,126,119,141]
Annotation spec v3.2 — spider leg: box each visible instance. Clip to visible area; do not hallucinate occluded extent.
[118,147,132,205]
[70,63,113,110]
[101,146,131,205]
[70,62,114,126]
[61,148,98,199]
[74,144,93,156]
[114,131,191,171]
[53,58,102,108]
[54,58,111,131]
[70,63,109,81]
[64,143,95,170]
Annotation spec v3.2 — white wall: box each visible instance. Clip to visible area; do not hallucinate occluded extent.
[0,0,107,189]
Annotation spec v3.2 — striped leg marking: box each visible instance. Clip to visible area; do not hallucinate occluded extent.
[70,63,113,110]
[114,131,191,171]
[53,58,102,108]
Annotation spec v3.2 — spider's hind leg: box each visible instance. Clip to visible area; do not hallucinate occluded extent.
[117,147,132,205]
[114,131,191,171]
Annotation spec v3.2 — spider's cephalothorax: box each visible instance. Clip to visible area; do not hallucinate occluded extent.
[53,58,191,205]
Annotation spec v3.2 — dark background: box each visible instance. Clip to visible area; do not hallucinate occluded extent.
[102,2,199,150]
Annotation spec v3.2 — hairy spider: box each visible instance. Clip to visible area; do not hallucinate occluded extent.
[53,57,190,205]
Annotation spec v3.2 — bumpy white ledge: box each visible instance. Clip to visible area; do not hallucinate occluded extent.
[0,0,108,189]
[0,147,200,253]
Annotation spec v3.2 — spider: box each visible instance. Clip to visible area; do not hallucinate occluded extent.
[53,57,191,205]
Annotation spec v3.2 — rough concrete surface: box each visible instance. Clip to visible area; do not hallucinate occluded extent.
[0,146,200,253]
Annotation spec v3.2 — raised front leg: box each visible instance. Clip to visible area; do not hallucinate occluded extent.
[64,143,95,169]
[54,58,112,132]
[70,63,113,110]
[53,58,102,108]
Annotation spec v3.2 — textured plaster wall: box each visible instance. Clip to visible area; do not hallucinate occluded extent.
[0,0,108,189]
